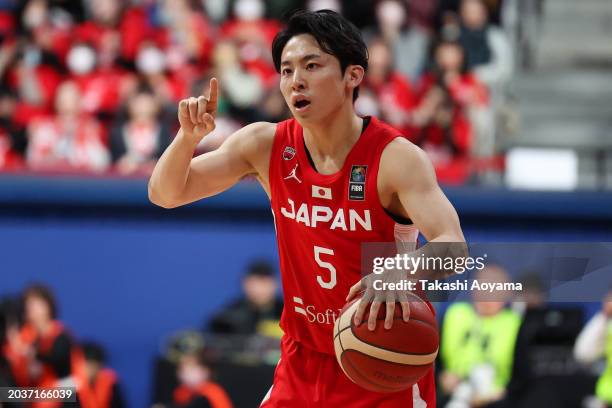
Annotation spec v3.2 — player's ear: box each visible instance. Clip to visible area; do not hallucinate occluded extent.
[345,65,365,91]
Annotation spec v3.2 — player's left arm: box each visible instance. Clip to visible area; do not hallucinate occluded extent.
[382,138,465,247]
[381,138,469,283]
[349,138,467,330]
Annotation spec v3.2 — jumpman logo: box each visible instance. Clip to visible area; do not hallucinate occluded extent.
[284,164,302,184]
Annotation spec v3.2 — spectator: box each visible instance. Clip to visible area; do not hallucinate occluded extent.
[208,260,283,338]
[109,87,171,175]
[357,37,417,138]
[26,80,110,172]
[74,0,123,51]
[459,0,513,91]
[0,87,25,169]
[159,0,215,69]
[219,0,280,88]
[574,288,612,407]
[411,39,488,184]
[5,45,62,128]
[172,351,233,408]
[75,341,125,408]
[210,40,264,124]
[132,41,188,105]
[0,296,19,395]
[3,284,78,388]
[151,330,205,407]
[369,0,431,83]
[502,273,584,407]
[458,0,512,179]
[66,41,130,120]
[439,265,521,407]
[16,0,74,63]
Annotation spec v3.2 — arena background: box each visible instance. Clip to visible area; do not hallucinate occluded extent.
[1,0,612,407]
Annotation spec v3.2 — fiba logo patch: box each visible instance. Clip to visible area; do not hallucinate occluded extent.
[283,146,296,160]
[349,165,367,200]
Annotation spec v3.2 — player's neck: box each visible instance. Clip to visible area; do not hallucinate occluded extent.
[302,105,363,162]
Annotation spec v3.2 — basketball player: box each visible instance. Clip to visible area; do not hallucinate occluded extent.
[149,10,465,407]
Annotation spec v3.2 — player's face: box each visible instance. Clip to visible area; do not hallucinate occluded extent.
[279,34,351,123]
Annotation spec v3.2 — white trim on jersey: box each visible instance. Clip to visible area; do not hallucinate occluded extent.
[260,384,273,406]
[412,383,427,408]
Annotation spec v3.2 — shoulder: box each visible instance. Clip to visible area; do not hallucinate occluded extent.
[222,121,277,156]
[379,137,436,190]
[444,302,476,320]
[236,121,277,143]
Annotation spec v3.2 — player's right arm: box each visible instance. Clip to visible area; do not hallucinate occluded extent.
[148,78,270,208]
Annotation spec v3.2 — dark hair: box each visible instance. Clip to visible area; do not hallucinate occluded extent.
[245,259,275,278]
[428,38,468,94]
[82,341,107,364]
[23,284,58,320]
[272,9,368,102]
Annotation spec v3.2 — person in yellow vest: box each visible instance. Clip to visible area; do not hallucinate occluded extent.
[574,289,612,408]
[439,265,522,408]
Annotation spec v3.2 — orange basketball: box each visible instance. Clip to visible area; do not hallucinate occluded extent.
[333,294,439,393]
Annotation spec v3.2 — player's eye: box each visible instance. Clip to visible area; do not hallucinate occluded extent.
[306,63,317,70]
[281,68,292,76]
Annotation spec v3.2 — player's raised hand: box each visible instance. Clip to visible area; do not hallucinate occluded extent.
[178,77,218,144]
[346,269,412,331]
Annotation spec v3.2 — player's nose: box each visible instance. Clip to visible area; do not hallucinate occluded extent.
[291,70,306,91]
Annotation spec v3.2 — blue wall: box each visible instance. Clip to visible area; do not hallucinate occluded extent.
[1,176,611,407]
[0,216,279,408]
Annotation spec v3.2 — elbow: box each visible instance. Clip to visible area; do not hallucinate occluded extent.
[148,181,179,209]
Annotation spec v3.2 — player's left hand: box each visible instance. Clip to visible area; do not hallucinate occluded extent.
[346,269,412,331]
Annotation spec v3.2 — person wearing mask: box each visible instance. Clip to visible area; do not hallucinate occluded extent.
[172,352,233,408]
[26,80,110,172]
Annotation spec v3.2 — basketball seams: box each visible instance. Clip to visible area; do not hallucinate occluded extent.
[333,323,353,340]
[342,349,433,390]
[338,319,409,393]
[340,352,409,393]
[333,299,439,393]
[348,313,439,356]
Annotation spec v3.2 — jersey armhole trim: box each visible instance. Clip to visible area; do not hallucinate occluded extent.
[268,120,289,204]
[374,135,414,226]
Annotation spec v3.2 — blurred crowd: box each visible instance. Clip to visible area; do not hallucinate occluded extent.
[0,260,284,408]
[0,0,519,184]
[3,263,612,408]
[0,284,127,408]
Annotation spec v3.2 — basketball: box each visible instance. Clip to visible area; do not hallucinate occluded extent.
[333,294,439,393]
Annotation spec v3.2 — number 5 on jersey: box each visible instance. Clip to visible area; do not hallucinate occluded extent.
[314,246,337,289]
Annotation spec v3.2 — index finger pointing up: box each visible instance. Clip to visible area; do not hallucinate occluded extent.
[205,77,218,117]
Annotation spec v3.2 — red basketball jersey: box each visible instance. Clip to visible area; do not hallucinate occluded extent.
[269,116,419,355]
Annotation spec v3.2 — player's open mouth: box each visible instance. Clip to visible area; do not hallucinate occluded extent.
[293,99,311,111]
